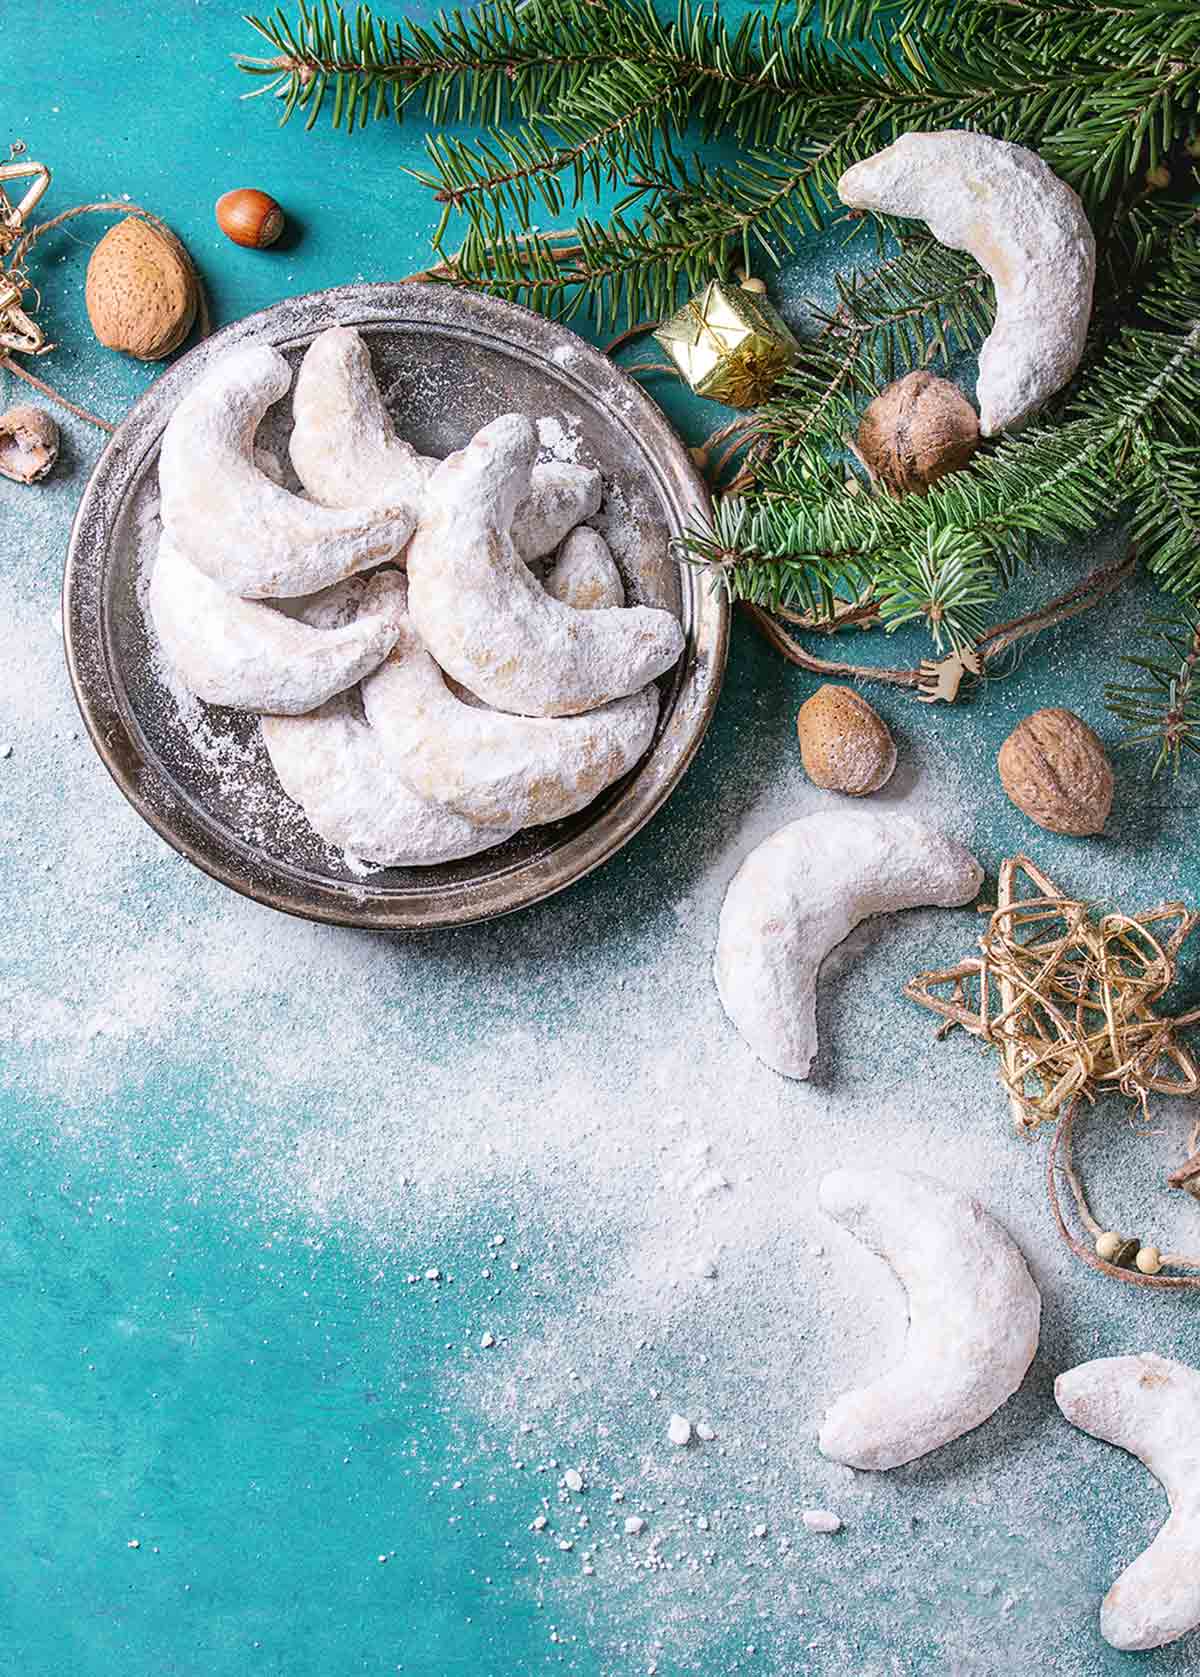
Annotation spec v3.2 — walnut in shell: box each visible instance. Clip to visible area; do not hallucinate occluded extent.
[86,215,198,361]
[797,684,897,796]
[856,372,979,495]
[998,707,1113,835]
[0,404,59,483]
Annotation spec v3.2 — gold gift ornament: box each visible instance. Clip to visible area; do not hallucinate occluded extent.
[654,278,799,408]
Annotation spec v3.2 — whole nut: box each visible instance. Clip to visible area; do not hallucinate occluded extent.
[86,216,198,361]
[215,188,285,249]
[797,684,897,796]
[997,707,1113,835]
[857,371,980,495]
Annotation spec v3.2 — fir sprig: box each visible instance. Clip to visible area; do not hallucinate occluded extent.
[240,0,1200,326]
[747,235,993,452]
[1106,603,1200,774]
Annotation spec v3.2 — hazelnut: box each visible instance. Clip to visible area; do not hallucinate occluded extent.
[215,188,285,249]
[85,216,199,361]
[0,404,59,484]
[997,707,1114,836]
[797,684,897,796]
[856,372,979,495]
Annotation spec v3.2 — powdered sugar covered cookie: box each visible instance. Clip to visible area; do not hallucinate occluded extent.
[406,413,683,717]
[715,811,982,1078]
[262,690,517,866]
[512,459,603,560]
[361,619,659,829]
[289,326,429,510]
[159,342,414,598]
[819,1168,1040,1470]
[544,526,625,610]
[149,535,405,715]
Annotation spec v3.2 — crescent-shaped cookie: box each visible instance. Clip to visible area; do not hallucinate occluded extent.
[159,341,414,598]
[405,413,683,717]
[262,690,517,866]
[1056,1354,1200,1651]
[361,620,659,829]
[148,535,405,714]
[288,325,429,510]
[259,571,515,865]
[511,459,603,560]
[838,131,1095,435]
[714,811,983,1079]
[819,1168,1041,1470]
[288,327,601,561]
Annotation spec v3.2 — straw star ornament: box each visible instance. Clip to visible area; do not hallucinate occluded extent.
[905,855,1200,1131]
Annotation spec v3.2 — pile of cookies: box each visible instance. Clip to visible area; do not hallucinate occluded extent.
[148,326,684,865]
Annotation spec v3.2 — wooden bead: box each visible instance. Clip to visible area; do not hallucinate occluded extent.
[1136,1245,1163,1275]
[1094,1231,1122,1262]
[215,188,284,249]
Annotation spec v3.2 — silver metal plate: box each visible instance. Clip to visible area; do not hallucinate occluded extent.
[63,283,727,929]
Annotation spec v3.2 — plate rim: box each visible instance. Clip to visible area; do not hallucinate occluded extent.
[62,281,729,931]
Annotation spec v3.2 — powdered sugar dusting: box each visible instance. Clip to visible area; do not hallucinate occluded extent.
[7,347,1200,1673]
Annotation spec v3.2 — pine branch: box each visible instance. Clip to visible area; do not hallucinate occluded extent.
[240,0,1199,337]
[237,0,1200,755]
[695,235,1200,648]
[1107,602,1200,774]
[821,0,1200,212]
[444,140,888,330]
[413,87,682,247]
[239,0,886,147]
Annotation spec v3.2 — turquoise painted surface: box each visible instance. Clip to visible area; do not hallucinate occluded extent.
[3,5,1200,1675]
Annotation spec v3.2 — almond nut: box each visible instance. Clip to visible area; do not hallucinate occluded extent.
[85,216,198,361]
[997,707,1113,835]
[797,684,897,796]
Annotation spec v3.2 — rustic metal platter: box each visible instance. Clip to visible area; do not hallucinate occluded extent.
[63,282,728,929]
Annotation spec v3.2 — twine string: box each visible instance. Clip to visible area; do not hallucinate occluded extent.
[909,856,1200,1286]
[1048,1099,1200,1290]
